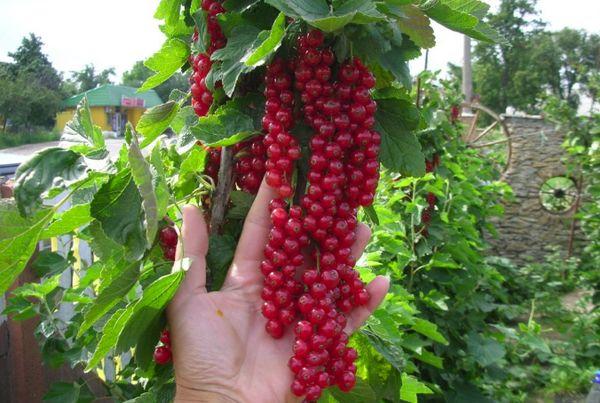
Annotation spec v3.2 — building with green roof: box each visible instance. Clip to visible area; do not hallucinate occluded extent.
[55,84,163,135]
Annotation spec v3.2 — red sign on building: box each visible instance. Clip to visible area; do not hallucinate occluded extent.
[121,96,145,107]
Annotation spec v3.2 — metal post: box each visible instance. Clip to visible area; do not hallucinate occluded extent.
[463,35,473,110]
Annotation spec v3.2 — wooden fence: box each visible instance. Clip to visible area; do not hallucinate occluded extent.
[0,184,110,402]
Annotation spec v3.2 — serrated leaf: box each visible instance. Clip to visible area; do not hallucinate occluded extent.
[227,191,255,220]
[41,203,92,238]
[329,377,377,402]
[83,220,125,261]
[140,39,190,92]
[0,200,53,294]
[154,0,183,25]
[14,148,88,217]
[211,24,262,96]
[85,308,131,370]
[150,145,170,220]
[116,271,184,352]
[400,373,433,403]
[466,332,506,367]
[190,103,255,145]
[422,0,505,43]
[375,98,425,176]
[137,101,180,148]
[415,349,444,369]
[78,259,140,337]
[62,97,105,150]
[90,170,146,260]
[411,318,448,344]
[32,251,70,277]
[128,128,160,247]
[192,9,210,54]
[394,5,435,48]
[244,12,286,66]
[265,0,385,32]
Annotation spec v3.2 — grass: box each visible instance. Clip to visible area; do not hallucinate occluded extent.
[0,130,61,149]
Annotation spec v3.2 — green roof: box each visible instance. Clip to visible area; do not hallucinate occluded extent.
[62,84,163,109]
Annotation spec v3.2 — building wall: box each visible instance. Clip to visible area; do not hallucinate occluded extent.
[55,106,146,133]
[487,115,581,263]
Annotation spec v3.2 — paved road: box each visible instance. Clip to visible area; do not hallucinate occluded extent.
[0,139,126,177]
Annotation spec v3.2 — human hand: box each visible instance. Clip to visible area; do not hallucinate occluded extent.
[167,181,389,402]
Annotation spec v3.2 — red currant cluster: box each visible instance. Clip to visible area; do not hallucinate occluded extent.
[258,31,380,401]
[190,0,226,117]
[234,137,267,194]
[421,154,441,226]
[263,58,302,198]
[153,329,172,365]
[159,225,178,261]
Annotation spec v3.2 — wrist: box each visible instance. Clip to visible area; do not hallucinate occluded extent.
[175,383,241,403]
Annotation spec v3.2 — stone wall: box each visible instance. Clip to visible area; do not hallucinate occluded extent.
[488,115,579,263]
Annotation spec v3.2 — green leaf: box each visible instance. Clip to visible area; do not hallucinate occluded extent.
[227,191,255,220]
[394,5,435,49]
[329,377,377,402]
[150,144,170,220]
[190,103,255,145]
[192,10,210,54]
[411,318,448,344]
[154,0,183,26]
[128,128,160,247]
[14,148,88,217]
[362,310,406,371]
[206,234,236,290]
[86,272,182,370]
[90,170,146,260]
[400,373,433,403]
[62,97,105,150]
[137,101,180,148]
[265,0,385,32]
[0,200,53,294]
[363,205,380,225]
[78,259,141,337]
[41,203,92,238]
[211,24,262,96]
[375,98,425,176]
[83,220,125,261]
[43,382,86,403]
[117,271,184,351]
[466,332,506,367]
[422,0,505,43]
[86,308,131,370]
[32,251,70,277]
[414,349,444,369]
[140,39,190,92]
[244,12,286,66]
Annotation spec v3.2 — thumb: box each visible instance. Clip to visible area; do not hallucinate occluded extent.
[176,204,209,294]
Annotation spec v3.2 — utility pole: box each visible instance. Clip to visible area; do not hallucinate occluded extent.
[462,35,473,110]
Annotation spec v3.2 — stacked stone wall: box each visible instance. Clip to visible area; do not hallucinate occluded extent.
[487,115,580,263]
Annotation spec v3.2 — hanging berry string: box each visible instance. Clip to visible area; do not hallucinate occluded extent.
[155,227,177,364]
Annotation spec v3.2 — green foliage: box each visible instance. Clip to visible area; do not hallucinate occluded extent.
[69,64,116,93]
[0,3,551,403]
[472,0,600,113]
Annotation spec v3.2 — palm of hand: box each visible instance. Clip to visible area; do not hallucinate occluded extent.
[167,183,388,402]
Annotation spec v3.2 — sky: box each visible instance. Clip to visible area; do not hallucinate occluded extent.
[0,0,598,81]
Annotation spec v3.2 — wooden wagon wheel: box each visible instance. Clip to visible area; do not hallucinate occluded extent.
[461,102,512,175]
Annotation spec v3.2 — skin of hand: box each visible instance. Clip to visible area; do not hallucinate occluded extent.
[167,181,390,402]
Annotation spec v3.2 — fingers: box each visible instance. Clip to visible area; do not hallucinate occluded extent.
[224,180,277,287]
[350,223,371,261]
[176,205,209,294]
[345,276,390,333]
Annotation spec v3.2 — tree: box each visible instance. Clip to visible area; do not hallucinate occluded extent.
[8,33,63,92]
[473,0,600,113]
[69,64,116,92]
[122,60,188,101]
[0,34,63,131]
